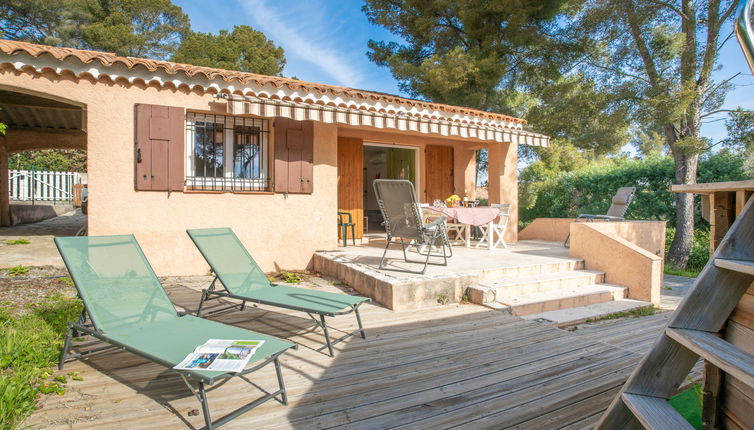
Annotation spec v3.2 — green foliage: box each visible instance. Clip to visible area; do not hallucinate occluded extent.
[0,0,190,59]
[724,108,754,174]
[7,265,30,277]
[519,151,752,226]
[5,239,30,245]
[9,149,87,172]
[665,228,710,277]
[173,25,286,75]
[584,305,656,323]
[363,0,571,110]
[526,74,631,158]
[436,294,450,305]
[520,155,674,223]
[664,265,701,278]
[274,271,303,284]
[0,293,83,429]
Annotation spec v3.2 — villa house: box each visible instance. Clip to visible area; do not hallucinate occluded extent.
[0,39,549,275]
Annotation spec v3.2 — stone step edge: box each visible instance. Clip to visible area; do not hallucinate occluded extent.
[495,283,627,307]
[478,269,606,289]
[467,273,613,305]
[520,299,654,328]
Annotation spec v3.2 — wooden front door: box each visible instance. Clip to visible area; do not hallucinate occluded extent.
[425,145,454,203]
[337,137,364,240]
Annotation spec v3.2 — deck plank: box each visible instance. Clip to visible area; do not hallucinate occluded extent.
[26,280,691,430]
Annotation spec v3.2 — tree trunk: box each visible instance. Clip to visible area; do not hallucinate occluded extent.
[667,148,699,268]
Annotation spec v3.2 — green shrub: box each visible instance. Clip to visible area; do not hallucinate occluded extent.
[7,266,30,277]
[665,227,710,277]
[519,151,751,225]
[5,239,30,245]
[278,271,302,284]
[0,293,82,429]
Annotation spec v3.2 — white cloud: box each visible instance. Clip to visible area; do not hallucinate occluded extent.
[240,0,365,88]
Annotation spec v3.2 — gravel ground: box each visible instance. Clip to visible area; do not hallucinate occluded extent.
[0,266,76,316]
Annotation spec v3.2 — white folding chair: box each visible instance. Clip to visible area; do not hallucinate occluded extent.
[476,204,511,249]
[445,221,468,245]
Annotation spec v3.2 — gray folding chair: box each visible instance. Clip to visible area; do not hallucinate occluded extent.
[373,179,451,274]
[564,186,637,247]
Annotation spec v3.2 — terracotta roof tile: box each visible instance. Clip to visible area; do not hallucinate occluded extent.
[0,39,526,125]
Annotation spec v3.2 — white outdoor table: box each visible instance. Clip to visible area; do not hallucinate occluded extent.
[427,206,501,250]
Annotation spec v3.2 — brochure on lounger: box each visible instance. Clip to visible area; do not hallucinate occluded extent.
[174,339,264,373]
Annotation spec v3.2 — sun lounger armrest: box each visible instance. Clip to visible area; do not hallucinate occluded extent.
[592,215,625,221]
[424,215,448,229]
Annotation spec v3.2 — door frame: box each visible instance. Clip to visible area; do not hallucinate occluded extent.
[363,142,421,195]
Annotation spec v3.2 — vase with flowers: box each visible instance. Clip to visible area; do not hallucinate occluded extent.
[445,194,461,208]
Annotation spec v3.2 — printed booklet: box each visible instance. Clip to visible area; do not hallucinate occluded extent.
[174,339,264,373]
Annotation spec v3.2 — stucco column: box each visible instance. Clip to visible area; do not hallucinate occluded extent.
[453,146,477,199]
[0,138,10,226]
[487,141,518,243]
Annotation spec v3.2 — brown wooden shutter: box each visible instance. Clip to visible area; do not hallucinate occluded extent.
[134,104,185,191]
[274,117,314,194]
[424,145,454,202]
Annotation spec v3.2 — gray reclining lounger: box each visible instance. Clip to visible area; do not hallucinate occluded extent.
[187,227,370,357]
[55,235,296,430]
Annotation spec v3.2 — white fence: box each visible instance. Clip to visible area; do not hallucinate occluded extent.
[8,169,83,202]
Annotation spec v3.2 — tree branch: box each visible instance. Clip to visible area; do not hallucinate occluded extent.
[700,108,754,118]
[720,0,738,22]
[584,60,651,83]
[717,30,736,52]
[639,0,689,20]
[626,0,663,88]
[700,72,741,105]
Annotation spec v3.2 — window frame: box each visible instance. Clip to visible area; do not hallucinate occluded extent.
[185,112,271,192]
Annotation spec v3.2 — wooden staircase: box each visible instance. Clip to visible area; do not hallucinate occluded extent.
[595,197,754,428]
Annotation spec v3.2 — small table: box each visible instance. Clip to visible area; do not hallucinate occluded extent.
[427,206,501,250]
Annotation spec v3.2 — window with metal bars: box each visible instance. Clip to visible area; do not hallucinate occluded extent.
[186,113,270,191]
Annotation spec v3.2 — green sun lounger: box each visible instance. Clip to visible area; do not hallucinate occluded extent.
[187,227,370,357]
[55,235,296,430]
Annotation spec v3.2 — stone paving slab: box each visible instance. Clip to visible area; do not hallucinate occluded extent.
[0,210,85,268]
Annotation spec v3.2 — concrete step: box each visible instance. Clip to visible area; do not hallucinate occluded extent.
[493,283,627,316]
[522,299,654,327]
[478,270,605,296]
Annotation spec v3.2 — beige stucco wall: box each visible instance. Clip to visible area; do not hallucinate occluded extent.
[569,222,664,305]
[519,218,667,257]
[2,69,523,275]
[586,221,667,257]
[519,218,666,305]
[2,70,339,275]
[519,218,574,242]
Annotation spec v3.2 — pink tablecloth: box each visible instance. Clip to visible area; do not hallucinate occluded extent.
[432,206,500,226]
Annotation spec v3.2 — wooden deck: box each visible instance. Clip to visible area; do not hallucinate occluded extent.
[27,278,696,430]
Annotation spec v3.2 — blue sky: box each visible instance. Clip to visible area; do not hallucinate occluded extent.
[175,0,753,145]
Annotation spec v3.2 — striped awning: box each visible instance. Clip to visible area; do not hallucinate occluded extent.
[223,95,549,147]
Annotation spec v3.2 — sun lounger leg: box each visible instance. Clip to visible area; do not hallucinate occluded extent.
[197,290,208,317]
[354,305,366,339]
[320,314,334,357]
[198,381,213,430]
[274,357,288,405]
[379,238,391,269]
[59,326,73,370]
